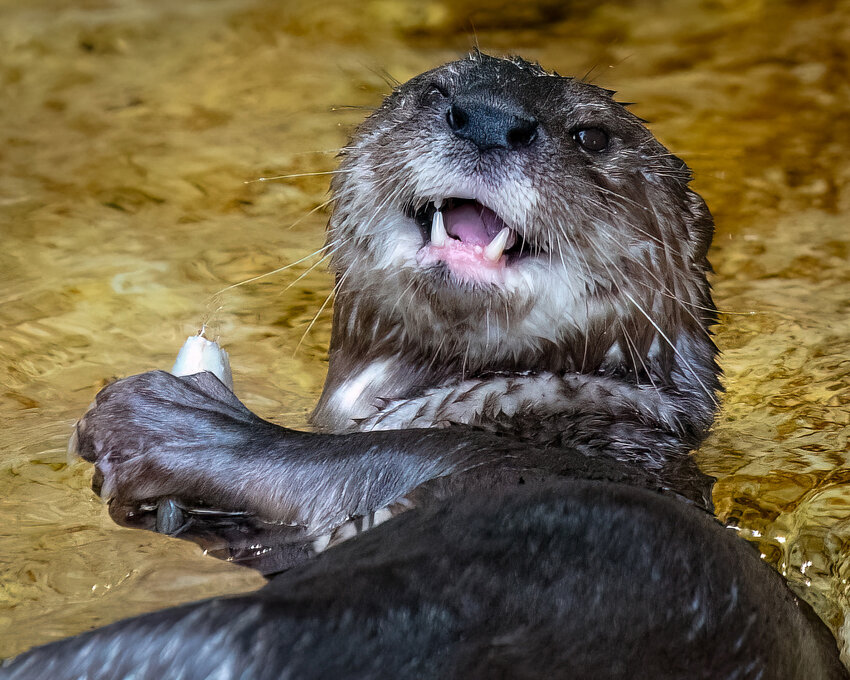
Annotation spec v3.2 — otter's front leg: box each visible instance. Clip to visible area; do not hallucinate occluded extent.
[73,371,520,553]
[73,370,709,572]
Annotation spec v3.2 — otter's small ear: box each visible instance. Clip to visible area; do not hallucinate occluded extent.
[683,188,715,266]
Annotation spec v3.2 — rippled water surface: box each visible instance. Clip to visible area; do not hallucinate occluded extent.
[1,0,848,661]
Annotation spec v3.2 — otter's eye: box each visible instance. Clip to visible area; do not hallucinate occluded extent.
[423,82,449,103]
[573,128,609,152]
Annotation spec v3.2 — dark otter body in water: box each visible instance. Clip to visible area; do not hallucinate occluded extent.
[3,54,846,679]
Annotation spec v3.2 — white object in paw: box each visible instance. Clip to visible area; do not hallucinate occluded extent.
[171,335,234,390]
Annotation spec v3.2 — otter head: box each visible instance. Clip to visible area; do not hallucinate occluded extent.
[314,53,719,430]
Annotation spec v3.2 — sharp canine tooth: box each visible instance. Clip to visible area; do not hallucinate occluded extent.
[484,227,511,262]
[431,209,447,247]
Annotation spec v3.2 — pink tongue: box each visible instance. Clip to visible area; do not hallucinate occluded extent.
[443,203,507,246]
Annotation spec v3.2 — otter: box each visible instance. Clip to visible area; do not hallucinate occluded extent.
[2,53,846,679]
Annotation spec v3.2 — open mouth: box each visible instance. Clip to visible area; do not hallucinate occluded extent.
[413,199,528,260]
[408,199,530,284]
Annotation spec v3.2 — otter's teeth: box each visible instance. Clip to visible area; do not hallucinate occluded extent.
[430,209,447,247]
[484,227,512,262]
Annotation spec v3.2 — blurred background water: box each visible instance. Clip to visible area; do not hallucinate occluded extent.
[1,0,848,662]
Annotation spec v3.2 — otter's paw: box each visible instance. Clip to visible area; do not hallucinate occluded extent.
[71,370,259,503]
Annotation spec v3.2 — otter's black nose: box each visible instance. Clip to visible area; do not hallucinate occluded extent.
[446,97,538,151]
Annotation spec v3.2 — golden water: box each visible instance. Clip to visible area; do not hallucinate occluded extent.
[1,0,848,661]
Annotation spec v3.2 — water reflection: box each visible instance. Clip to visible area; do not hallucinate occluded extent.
[1,0,847,662]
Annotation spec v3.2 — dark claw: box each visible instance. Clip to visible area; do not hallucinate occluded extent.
[155,498,188,535]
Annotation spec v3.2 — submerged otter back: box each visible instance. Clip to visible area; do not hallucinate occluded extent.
[4,482,846,680]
